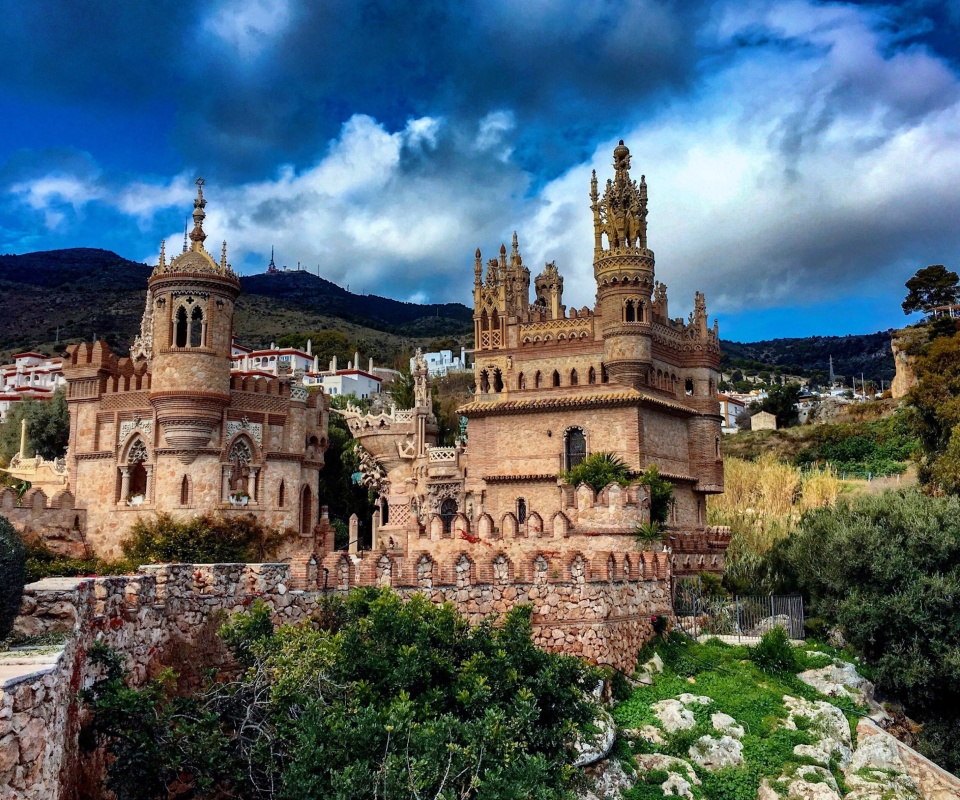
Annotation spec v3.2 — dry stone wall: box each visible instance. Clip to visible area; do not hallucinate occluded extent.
[2,557,669,799]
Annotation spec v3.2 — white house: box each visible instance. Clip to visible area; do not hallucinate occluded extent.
[0,352,66,421]
[412,347,469,377]
[717,393,746,431]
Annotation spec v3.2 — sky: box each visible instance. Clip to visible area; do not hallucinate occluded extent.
[1,0,959,342]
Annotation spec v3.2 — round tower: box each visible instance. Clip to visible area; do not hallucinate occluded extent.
[592,141,655,389]
[147,179,241,463]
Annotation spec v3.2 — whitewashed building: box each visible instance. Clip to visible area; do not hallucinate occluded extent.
[0,352,66,421]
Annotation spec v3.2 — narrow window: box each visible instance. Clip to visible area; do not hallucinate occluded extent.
[180,475,190,505]
[570,369,578,386]
[601,364,609,383]
[190,305,204,347]
[588,367,596,384]
[300,485,313,534]
[552,370,560,387]
[518,372,526,390]
[565,428,587,470]
[685,378,694,396]
[381,500,389,525]
[480,370,490,393]
[278,480,285,508]
[493,369,504,392]
[625,300,635,322]
[516,498,527,525]
[535,371,542,388]
[440,499,457,535]
[174,306,188,347]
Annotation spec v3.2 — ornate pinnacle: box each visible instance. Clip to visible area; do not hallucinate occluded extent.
[474,248,482,285]
[188,177,207,251]
[158,239,166,270]
[221,240,228,272]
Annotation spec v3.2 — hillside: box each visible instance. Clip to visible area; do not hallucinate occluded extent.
[0,249,898,380]
[720,332,895,386]
[0,248,474,363]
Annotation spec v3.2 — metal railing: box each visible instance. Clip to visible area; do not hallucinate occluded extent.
[672,577,804,642]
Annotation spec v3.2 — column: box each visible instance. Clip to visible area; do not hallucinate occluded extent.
[349,514,359,554]
[119,468,130,503]
[247,467,259,503]
[221,466,231,502]
[144,465,153,503]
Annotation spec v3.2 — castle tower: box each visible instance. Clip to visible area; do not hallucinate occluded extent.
[148,179,241,464]
[473,232,530,351]
[592,141,654,389]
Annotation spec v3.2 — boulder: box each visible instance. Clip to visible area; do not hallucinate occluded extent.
[572,707,616,767]
[711,711,744,739]
[652,699,695,733]
[783,695,852,767]
[687,734,744,770]
[583,758,634,800]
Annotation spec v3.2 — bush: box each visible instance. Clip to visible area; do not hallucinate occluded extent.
[804,617,829,641]
[120,512,282,565]
[87,589,599,799]
[562,451,631,493]
[0,516,25,639]
[750,626,798,675]
[24,544,117,582]
[638,465,673,526]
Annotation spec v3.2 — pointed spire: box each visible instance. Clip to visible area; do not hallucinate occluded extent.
[188,177,207,251]
[474,247,482,286]
[221,240,228,272]
[499,242,507,271]
[183,217,189,253]
[158,239,166,270]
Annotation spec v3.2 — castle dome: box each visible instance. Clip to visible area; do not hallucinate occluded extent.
[151,178,237,282]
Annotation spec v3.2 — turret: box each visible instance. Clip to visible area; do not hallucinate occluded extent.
[472,233,531,351]
[593,141,655,389]
[147,179,241,463]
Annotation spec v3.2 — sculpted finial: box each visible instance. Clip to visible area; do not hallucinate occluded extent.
[158,239,166,270]
[221,240,228,272]
[188,177,207,251]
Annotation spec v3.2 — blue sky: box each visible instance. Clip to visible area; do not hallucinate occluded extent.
[1,0,958,341]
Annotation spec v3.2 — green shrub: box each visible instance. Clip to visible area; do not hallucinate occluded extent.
[638,465,673,525]
[750,626,799,675]
[23,543,128,582]
[562,451,631,493]
[0,516,25,639]
[121,512,282,565]
[804,617,829,641]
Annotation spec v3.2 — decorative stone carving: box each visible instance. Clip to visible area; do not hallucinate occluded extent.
[225,417,263,447]
[118,415,154,445]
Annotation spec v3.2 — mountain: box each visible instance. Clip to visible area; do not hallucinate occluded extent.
[0,248,897,383]
[0,248,474,363]
[719,332,896,385]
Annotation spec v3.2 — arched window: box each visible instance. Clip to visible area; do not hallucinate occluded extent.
[625,300,635,323]
[278,480,285,508]
[440,499,458,535]
[570,369,578,386]
[564,427,587,470]
[180,475,190,506]
[637,301,645,322]
[552,370,560,387]
[381,499,389,525]
[535,371,542,388]
[190,305,204,347]
[493,369,503,392]
[601,364,609,383]
[479,370,490,393]
[228,438,254,498]
[300,485,313,534]
[685,378,694,396]
[127,439,148,499]
[716,436,721,459]
[516,498,527,524]
[174,306,188,347]
[480,309,489,332]
[588,366,597,384]
[518,372,526,390]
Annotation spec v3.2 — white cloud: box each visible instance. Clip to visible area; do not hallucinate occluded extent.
[203,0,294,60]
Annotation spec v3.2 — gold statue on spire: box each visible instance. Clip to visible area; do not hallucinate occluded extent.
[189,177,207,251]
[592,141,648,253]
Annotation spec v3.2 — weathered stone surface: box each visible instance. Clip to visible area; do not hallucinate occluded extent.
[573,707,616,767]
[652,699,696,733]
[710,711,744,739]
[687,734,744,770]
[583,758,634,800]
[783,695,852,767]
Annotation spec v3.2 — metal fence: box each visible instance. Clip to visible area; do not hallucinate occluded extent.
[672,577,804,642]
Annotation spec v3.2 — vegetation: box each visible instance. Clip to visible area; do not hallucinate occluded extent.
[121,513,284,566]
[901,264,960,315]
[0,388,70,461]
[613,634,861,800]
[750,383,801,428]
[750,627,799,675]
[83,589,598,800]
[562,452,631,493]
[24,543,112,582]
[0,515,25,639]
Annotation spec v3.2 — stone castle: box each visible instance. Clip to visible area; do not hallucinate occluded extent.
[10,143,728,674]
[18,179,330,557]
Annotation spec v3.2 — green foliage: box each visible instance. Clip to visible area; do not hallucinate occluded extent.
[803,617,828,641]
[638,465,673,525]
[633,522,666,548]
[754,383,802,428]
[562,451,631,493]
[902,264,960,315]
[121,512,282,565]
[0,389,70,461]
[276,329,355,365]
[317,411,376,545]
[778,489,960,770]
[0,515,25,639]
[23,542,126,581]
[389,366,415,410]
[88,589,598,799]
[750,627,799,675]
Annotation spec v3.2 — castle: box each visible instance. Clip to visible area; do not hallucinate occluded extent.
[332,141,730,669]
[9,144,728,673]
[45,180,330,556]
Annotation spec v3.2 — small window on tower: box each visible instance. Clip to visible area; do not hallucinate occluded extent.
[685,378,694,396]
[190,305,204,347]
[174,306,188,347]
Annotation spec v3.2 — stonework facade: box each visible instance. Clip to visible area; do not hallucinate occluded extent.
[48,181,330,556]
[337,142,731,672]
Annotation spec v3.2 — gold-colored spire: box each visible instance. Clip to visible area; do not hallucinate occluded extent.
[474,247,482,285]
[188,177,207,251]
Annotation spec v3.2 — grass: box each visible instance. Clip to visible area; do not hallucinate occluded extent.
[613,635,868,800]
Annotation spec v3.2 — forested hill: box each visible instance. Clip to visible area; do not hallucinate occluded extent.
[0,248,896,383]
[720,331,896,385]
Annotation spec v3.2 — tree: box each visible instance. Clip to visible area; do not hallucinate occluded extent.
[735,409,753,431]
[561,452,631,493]
[902,264,960,315]
[389,368,414,410]
[0,515,25,639]
[0,389,70,461]
[758,383,802,428]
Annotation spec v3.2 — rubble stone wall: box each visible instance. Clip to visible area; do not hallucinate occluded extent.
[2,558,669,799]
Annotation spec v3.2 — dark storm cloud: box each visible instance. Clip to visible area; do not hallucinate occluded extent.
[0,0,707,181]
